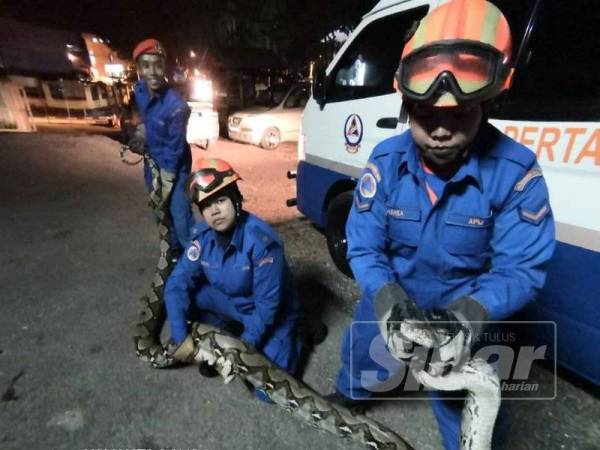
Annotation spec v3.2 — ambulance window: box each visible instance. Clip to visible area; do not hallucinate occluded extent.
[328,6,429,102]
[493,0,600,121]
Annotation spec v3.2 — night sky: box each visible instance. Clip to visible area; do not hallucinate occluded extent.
[0,0,378,65]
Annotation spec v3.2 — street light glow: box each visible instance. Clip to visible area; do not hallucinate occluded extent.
[192,79,213,103]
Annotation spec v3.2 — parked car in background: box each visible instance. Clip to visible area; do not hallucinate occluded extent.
[185,76,219,149]
[228,82,309,149]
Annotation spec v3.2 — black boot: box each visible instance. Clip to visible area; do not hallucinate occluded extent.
[323,391,372,415]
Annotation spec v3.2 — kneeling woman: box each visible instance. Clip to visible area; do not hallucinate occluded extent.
[164,158,302,396]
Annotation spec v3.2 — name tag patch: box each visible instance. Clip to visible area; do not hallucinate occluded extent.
[387,206,421,221]
[446,213,492,228]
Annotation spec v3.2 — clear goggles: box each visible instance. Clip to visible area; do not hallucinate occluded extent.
[397,42,509,104]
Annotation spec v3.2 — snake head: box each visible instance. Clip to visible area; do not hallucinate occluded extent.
[420,308,466,346]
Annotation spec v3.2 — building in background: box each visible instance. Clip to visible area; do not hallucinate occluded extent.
[82,33,131,85]
[0,18,131,127]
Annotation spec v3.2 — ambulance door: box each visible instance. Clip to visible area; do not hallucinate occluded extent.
[304,4,430,177]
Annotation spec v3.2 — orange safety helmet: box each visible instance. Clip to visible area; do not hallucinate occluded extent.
[397,0,514,107]
[185,158,242,204]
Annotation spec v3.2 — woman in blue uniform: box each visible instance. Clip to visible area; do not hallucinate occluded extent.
[164,158,302,399]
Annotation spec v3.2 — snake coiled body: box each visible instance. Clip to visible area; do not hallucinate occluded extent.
[132,155,178,368]
[187,322,413,450]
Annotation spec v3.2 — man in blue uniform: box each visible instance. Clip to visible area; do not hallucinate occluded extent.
[132,38,194,253]
[164,158,302,399]
[329,1,556,448]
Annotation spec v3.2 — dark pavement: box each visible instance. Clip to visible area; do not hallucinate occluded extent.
[0,131,598,450]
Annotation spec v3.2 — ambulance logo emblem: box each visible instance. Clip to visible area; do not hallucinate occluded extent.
[344,114,363,153]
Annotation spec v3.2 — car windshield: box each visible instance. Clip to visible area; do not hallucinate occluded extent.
[253,84,290,108]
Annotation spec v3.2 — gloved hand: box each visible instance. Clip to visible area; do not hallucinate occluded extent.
[422,296,490,375]
[374,282,424,362]
[374,284,489,376]
[157,169,176,209]
[127,124,147,155]
[405,297,489,376]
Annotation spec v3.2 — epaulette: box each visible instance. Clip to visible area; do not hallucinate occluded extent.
[249,224,278,250]
[486,126,536,168]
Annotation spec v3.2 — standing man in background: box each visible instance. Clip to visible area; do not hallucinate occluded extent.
[132,38,194,256]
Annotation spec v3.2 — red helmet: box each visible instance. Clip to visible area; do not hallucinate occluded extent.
[132,38,166,61]
[397,0,514,107]
[186,158,241,204]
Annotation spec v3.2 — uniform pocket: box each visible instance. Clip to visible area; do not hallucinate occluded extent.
[442,212,492,255]
[214,262,251,297]
[387,205,422,247]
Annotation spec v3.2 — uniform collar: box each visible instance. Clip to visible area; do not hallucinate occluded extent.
[400,130,483,190]
[136,80,168,108]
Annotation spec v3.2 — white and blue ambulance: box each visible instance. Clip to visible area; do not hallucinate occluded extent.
[294,0,600,385]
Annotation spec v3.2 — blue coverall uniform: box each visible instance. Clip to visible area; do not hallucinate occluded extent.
[164,211,302,376]
[135,80,194,250]
[337,124,555,449]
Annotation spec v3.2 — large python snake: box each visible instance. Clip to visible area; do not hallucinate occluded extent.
[131,153,179,368]
[121,146,413,449]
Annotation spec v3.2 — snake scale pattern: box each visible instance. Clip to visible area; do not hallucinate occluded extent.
[133,155,178,368]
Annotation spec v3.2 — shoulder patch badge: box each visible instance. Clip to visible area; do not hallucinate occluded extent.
[186,240,201,261]
[359,172,377,199]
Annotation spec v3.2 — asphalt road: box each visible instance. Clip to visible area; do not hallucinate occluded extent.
[0,130,598,450]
